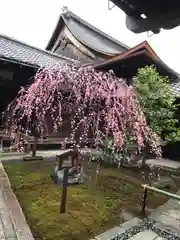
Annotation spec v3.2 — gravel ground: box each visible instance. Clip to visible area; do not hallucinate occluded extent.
[111,218,180,240]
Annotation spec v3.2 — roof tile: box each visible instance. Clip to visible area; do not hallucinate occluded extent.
[0,35,74,68]
[172,81,180,96]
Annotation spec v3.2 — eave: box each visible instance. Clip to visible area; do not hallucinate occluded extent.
[92,41,179,81]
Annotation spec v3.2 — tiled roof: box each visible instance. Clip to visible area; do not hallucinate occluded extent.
[46,7,130,55]
[1,35,179,97]
[0,35,75,68]
[93,41,180,81]
[172,81,180,96]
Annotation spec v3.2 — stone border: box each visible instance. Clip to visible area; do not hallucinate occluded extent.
[90,218,141,240]
[0,162,34,240]
[110,218,180,240]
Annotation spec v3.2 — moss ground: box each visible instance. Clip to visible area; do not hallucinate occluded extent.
[4,160,170,240]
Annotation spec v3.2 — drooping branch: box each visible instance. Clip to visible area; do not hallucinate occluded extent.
[4,63,162,158]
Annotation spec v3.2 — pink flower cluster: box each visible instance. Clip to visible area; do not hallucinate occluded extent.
[4,63,162,158]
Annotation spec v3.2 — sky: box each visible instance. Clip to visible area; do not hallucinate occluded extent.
[0,0,180,73]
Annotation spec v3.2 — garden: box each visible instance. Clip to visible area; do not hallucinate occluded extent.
[3,157,174,240]
[3,64,180,240]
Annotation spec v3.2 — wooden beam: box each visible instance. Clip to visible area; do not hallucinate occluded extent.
[142,184,180,201]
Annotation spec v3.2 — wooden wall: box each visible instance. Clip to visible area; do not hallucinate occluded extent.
[51,26,108,64]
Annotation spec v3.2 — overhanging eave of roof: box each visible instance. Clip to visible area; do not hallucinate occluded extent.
[93,41,159,68]
[0,57,39,69]
[46,16,64,51]
[93,41,179,80]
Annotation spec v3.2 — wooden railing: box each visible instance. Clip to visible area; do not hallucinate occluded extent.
[141,184,180,215]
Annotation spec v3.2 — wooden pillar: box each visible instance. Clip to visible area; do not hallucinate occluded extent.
[141,187,148,216]
[60,168,68,213]
[32,137,37,157]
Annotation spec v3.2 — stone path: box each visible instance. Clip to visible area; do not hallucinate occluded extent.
[0,149,69,161]
[0,187,17,240]
[0,162,34,240]
[0,148,100,162]
[138,158,180,170]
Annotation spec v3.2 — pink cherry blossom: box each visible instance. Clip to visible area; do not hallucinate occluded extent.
[4,63,162,158]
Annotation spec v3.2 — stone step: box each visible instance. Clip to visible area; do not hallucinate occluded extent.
[149,211,180,238]
[93,218,141,240]
[153,221,180,238]
[128,230,165,240]
[92,216,180,240]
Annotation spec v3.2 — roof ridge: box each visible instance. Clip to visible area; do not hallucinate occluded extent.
[61,6,130,50]
[0,34,75,62]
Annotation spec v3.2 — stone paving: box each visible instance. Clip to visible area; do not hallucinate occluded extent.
[138,158,180,170]
[0,187,17,240]
[0,148,99,162]
[0,162,34,240]
[0,149,69,161]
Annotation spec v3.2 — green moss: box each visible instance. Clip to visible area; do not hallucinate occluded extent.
[3,160,168,240]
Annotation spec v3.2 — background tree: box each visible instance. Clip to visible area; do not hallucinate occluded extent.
[134,65,180,146]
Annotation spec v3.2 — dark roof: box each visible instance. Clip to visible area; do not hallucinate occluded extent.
[0,35,75,68]
[46,6,130,55]
[93,41,180,96]
[93,41,179,80]
[172,81,180,96]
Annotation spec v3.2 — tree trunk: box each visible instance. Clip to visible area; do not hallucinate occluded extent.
[120,155,124,167]
[0,138,3,152]
[141,148,146,167]
[120,149,126,167]
[141,156,146,167]
[32,137,37,157]
[73,146,79,167]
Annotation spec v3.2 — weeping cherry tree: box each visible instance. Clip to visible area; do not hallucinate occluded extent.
[4,63,162,163]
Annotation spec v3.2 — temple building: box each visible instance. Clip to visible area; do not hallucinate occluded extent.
[46,7,129,64]
[46,7,180,95]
